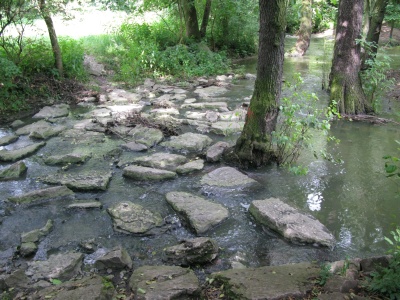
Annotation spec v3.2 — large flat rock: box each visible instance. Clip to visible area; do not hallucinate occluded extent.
[210,262,320,300]
[41,172,112,191]
[130,152,187,171]
[123,165,177,180]
[160,132,212,153]
[8,186,75,204]
[107,201,163,235]
[249,198,336,247]
[0,142,46,162]
[126,125,164,147]
[201,166,258,188]
[211,121,245,135]
[44,153,91,165]
[194,86,228,97]
[32,104,70,119]
[129,265,200,300]
[0,134,18,146]
[16,120,66,139]
[165,191,229,234]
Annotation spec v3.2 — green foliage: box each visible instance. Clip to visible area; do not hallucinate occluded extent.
[317,263,332,286]
[272,73,340,173]
[59,37,87,80]
[383,141,400,185]
[50,278,62,285]
[358,40,395,112]
[368,228,400,299]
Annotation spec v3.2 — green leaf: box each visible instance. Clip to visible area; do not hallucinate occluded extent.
[385,164,398,174]
[137,288,146,294]
[50,279,62,285]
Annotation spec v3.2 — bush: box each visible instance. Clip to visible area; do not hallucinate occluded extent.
[59,37,87,80]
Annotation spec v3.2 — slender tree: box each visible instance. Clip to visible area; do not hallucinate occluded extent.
[181,0,201,40]
[287,0,312,57]
[234,0,287,167]
[200,0,212,38]
[329,0,372,115]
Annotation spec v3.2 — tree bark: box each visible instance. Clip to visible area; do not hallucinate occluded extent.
[288,0,312,57]
[181,0,201,41]
[38,0,63,77]
[364,0,389,65]
[234,0,287,167]
[200,0,212,38]
[329,0,372,115]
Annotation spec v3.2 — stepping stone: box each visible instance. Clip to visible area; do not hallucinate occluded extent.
[161,132,212,153]
[176,159,204,174]
[32,104,70,119]
[107,202,163,235]
[61,129,105,144]
[16,120,65,139]
[0,161,27,180]
[249,198,336,247]
[0,142,46,162]
[123,165,177,181]
[67,201,103,209]
[206,142,230,162]
[210,121,245,135]
[165,191,229,234]
[181,102,228,110]
[94,246,133,270]
[201,166,258,188]
[129,265,200,300]
[44,153,91,165]
[126,125,164,148]
[121,142,148,152]
[130,153,187,171]
[0,134,18,146]
[194,86,228,97]
[8,186,74,204]
[41,172,112,191]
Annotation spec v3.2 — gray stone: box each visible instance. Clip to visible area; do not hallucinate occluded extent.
[181,102,228,110]
[205,111,219,122]
[360,255,391,272]
[123,165,177,181]
[1,269,29,289]
[206,142,230,162]
[161,132,212,153]
[32,275,114,300]
[210,262,320,300]
[127,125,164,147]
[26,252,83,281]
[107,89,142,103]
[20,242,38,257]
[84,55,106,76]
[8,186,74,204]
[150,108,180,117]
[10,120,24,128]
[0,161,27,180]
[32,104,70,119]
[163,237,218,266]
[29,124,66,139]
[107,202,163,234]
[61,129,105,144]
[184,98,197,104]
[41,172,112,191]
[245,73,256,79]
[0,134,18,146]
[44,153,91,165]
[0,142,46,162]
[176,159,204,174]
[249,198,336,247]
[21,219,53,243]
[94,246,133,270]
[219,109,246,121]
[121,141,148,152]
[107,104,144,115]
[210,121,245,135]
[16,120,64,137]
[194,86,228,97]
[67,201,102,209]
[165,191,229,234]
[131,152,187,171]
[201,166,258,188]
[129,265,200,300]
[185,111,207,120]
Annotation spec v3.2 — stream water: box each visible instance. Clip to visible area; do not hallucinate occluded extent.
[0,37,399,274]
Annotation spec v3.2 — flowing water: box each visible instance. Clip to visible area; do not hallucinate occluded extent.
[0,37,399,273]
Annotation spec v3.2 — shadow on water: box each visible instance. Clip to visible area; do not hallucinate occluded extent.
[0,37,399,272]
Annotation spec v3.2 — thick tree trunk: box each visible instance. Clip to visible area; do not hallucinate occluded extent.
[329,0,372,115]
[364,0,389,65]
[39,0,63,77]
[200,0,212,38]
[287,0,312,57]
[234,0,287,167]
[181,0,201,41]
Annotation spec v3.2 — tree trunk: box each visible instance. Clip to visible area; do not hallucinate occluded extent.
[38,0,63,77]
[200,0,212,38]
[234,0,287,167]
[181,0,201,41]
[329,0,372,115]
[364,0,389,65]
[288,0,312,57]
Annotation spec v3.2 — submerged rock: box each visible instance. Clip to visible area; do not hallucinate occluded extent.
[94,246,133,270]
[0,142,46,162]
[160,132,212,153]
[129,265,200,300]
[8,186,74,204]
[67,201,102,209]
[19,242,38,257]
[0,134,18,146]
[21,219,53,243]
[249,198,336,247]
[26,252,83,281]
[165,191,229,234]
[200,166,258,188]
[32,104,70,119]
[44,153,91,165]
[107,202,163,235]
[130,152,187,171]
[0,161,27,180]
[123,165,177,181]
[41,171,113,191]
[210,262,320,299]
[163,237,219,266]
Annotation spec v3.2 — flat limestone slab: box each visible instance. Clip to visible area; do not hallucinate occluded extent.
[129,265,200,300]
[123,165,177,181]
[67,201,103,209]
[210,121,245,135]
[0,161,27,180]
[32,104,70,119]
[249,198,336,247]
[0,142,46,162]
[8,186,74,204]
[165,191,229,234]
[201,166,258,188]
[0,134,18,146]
[44,153,91,165]
[127,125,164,148]
[41,172,113,191]
[211,262,320,300]
[15,120,65,139]
[161,132,212,153]
[130,152,187,171]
